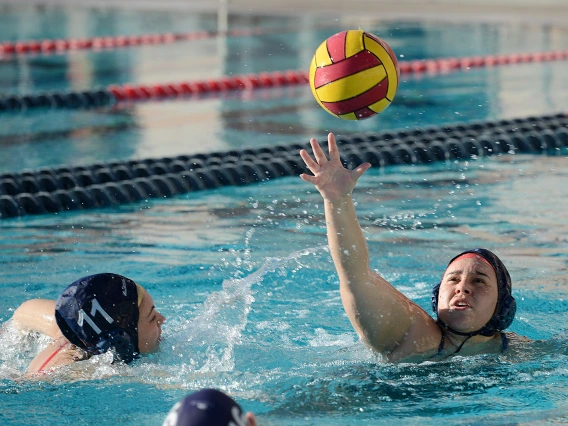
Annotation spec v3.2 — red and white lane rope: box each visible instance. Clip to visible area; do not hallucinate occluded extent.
[0,24,340,56]
[107,49,568,102]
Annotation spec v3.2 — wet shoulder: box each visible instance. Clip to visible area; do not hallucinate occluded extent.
[503,332,532,346]
[27,338,84,375]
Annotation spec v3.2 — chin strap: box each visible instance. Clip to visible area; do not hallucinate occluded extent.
[437,319,483,354]
[453,335,474,354]
[437,319,481,337]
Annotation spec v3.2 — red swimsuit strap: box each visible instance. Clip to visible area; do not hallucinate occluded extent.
[38,342,68,372]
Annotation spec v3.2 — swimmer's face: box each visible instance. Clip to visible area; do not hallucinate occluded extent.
[437,257,499,334]
[137,289,166,354]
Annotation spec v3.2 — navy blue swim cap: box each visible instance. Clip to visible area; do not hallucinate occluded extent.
[54,273,140,363]
[162,389,250,426]
[431,248,517,336]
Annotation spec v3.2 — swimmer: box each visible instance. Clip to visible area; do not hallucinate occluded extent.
[299,133,527,362]
[10,273,165,374]
[163,388,258,426]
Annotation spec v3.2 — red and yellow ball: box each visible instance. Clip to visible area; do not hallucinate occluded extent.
[309,29,399,120]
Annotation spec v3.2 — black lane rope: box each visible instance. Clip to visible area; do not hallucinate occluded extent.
[0,112,567,219]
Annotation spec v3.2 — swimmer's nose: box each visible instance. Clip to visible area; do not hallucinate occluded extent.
[157,312,166,325]
[455,282,471,295]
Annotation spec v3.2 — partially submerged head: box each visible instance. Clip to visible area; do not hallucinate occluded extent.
[136,283,165,354]
[55,273,165,363]
[162,388,257,426]
[432,248,516,337]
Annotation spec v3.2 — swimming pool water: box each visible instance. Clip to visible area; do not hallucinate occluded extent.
[1,4,568,426]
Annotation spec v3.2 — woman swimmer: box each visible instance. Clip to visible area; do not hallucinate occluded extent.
[10,273,165,374]
[299,133,527,362]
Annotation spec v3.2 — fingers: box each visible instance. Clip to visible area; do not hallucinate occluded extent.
[351,162,371,181]
[301,133,343,178]
[299,173,317,184]
[310,138,329,165]
[300,149,320,175]
[327,133,340,161]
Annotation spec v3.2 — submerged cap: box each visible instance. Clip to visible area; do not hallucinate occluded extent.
[55,273,140,363]
[162,389,250,426]
[432,248,517,336]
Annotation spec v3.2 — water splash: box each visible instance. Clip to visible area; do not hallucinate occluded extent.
[0,321,52,380]
[142,245,324,385]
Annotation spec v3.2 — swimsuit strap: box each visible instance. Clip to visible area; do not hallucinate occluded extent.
[435,328,509,359]
[38,342,68,372]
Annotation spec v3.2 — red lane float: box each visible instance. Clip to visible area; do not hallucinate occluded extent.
[103,49,568,104]
[0,25,326,56]
[107,70,311,102]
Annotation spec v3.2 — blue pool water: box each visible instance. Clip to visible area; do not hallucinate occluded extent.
[1,4,568,426]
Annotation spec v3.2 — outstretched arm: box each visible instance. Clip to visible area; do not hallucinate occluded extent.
[12,299,61,339]
[300,133,439,358]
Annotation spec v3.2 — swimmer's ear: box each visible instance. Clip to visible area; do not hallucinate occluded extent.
[246,412,257,426]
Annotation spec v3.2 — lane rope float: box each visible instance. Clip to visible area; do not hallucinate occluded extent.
[1,112,566,219]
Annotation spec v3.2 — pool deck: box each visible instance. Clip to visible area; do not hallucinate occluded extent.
[4,0,568,26]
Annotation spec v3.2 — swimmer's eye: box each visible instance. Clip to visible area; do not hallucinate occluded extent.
[150,315,157,323]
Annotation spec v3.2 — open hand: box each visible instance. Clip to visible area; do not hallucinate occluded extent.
[299,133,371,202]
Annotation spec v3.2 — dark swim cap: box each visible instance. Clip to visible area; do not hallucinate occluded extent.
[431,248,517,336]
[162,389,250,426]
[55,273,140,363]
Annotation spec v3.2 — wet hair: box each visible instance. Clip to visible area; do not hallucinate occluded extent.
[54,273,140,363]
[431,248,517,337]
[162,389,249,426]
